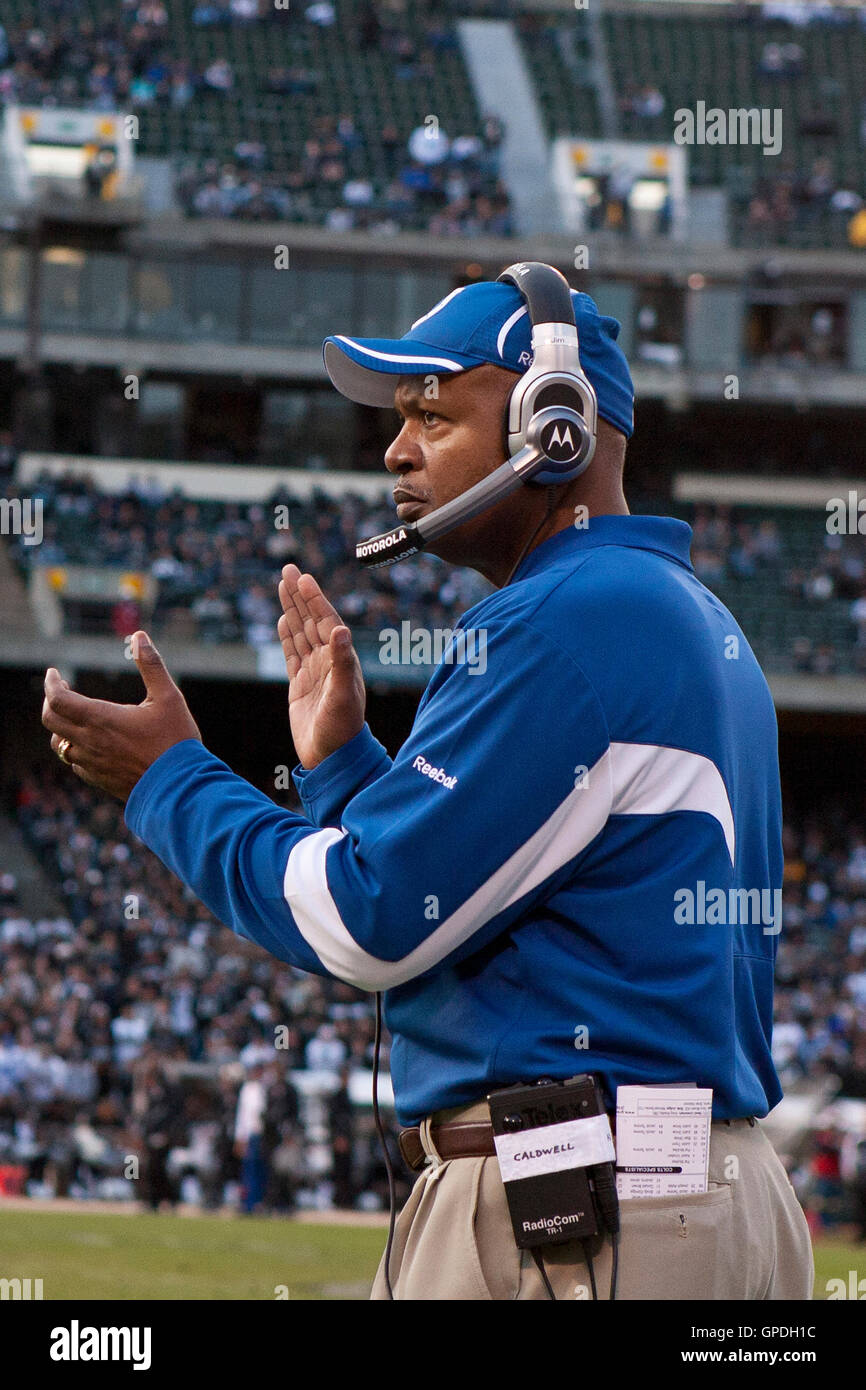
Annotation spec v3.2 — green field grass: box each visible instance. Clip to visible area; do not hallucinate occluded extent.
[810,1239,864,1301]
[0,1208,384,1300]
[0,1207,860,1300]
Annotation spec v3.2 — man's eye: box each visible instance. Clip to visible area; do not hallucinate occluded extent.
[423,411,439,426]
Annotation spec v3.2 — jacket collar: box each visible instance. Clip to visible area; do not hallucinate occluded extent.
[511,513,694,584]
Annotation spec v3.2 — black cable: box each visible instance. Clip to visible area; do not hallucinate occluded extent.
[372,990,397,1300]
[583,1241,598,1300]
[588,1156,620,1300]
[609,1230,620,1301]
[531,1247,556,1300]
[499,484,561,590]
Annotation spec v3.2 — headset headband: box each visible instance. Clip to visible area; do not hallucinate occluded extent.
[497,262,577,334]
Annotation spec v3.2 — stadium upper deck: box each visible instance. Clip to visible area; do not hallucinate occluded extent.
[1,1,864,245]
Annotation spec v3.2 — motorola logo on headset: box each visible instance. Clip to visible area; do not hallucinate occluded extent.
[539,417,582,464]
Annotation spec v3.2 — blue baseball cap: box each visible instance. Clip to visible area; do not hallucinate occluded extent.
[323,280,634,438]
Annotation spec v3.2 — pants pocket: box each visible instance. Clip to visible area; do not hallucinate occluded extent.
[615,1182,737,1300]
[471,1157,523,1301]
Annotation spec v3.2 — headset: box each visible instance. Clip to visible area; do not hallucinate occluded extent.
[355,261,599,568]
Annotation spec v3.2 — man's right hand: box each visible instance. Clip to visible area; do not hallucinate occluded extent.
[277,564,366,770]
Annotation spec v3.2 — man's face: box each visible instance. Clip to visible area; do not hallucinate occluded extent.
[384,364,520,566]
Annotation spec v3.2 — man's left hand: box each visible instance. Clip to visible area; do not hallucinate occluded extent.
[42,631,202,801]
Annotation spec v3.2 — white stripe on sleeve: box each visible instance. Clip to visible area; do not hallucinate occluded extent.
[282,743,735,990]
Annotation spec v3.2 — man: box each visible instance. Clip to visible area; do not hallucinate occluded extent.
[42,278,813,1299]
[234,1060,268,1213]
[135,1061,183,1211]
[328,1064,356,1209]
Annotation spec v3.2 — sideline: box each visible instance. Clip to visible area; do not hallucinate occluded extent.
[0,1196,389,1225]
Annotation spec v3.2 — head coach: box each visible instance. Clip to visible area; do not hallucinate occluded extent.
[42,263,813,1301]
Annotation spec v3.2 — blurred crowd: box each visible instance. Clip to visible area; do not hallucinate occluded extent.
[690,504,786,585]
[2,768,865,1226]
[0,1,513,237]
[4,469,491,645]
[0,768,410,1212]
[794,1122,866,1238]
[786,529,866,677]
[774,814,866,1093]
[0,0,351,110]
[742,160,866,251]
[774,811,866,1235]
[740,8,866,247]
[5,475,866,675]
[748,297,846,369]
[0,0,192,109]
[176,114,512,236]
[688,504,866,677]
[5,0,866,248]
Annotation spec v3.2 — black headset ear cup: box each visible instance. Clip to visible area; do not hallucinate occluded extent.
[533,383,585,418]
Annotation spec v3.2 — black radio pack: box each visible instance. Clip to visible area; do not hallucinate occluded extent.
[487,1074,619,1251]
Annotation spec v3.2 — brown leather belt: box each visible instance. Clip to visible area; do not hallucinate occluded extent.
[398,1115,616,1173]
[399,1121,497,1172]
[398,1114,755,1172]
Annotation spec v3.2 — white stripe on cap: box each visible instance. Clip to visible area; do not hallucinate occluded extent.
[333,335,465,372]
[496,305,528,359]
[410,285,469,331]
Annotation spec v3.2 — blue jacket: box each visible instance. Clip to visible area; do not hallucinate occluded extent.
[126,515,784,1126]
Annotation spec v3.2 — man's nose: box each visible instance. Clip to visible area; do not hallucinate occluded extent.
[384,423,422,475]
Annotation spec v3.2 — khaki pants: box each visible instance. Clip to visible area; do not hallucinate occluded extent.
[371,1102,814,1301]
